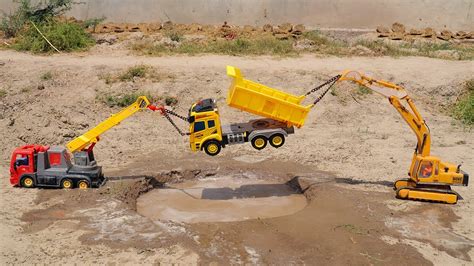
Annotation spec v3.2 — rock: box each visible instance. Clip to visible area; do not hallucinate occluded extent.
[8,118,15,126]
[243,25,255,33]
[60,116,69,124]
[391,22,405,33]
[112,24,125,33]
[421,27,435,38]
[408,28,422,35]
[278,23,293,33]
[161,21,174,30]
[454,31,467,39]
[349,45,374,56]
[94,35,117,45]
[263,24,273,32]
[294,39,315,50]
[37,84,45,90]
[293,24,305,34]
[274,33,291,40]
[437,30,453,41]
[221,21,231,28]
[388,32,404,40]
[188,23,203,32]
[376,26,390,37]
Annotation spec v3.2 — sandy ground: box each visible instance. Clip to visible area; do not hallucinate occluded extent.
[0,49,473,264]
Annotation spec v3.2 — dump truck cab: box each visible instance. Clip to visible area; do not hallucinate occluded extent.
[188,99,223,153]
[9,145,104,189]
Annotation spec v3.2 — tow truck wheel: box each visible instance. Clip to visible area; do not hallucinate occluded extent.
[77,180,90,189]
[21,176,35,188]
[61,179,73,189]
[251,136,267,150]
[270,134,285,148]
[204,141,221,156]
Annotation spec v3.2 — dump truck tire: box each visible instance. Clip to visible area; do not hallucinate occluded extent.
[251,136,267,150]
[204,140,221,156]
[270,134,285,148]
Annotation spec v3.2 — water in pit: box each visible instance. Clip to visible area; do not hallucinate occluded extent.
[137,176,308,223]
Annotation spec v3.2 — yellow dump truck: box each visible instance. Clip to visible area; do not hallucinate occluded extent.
[187,66,329,156]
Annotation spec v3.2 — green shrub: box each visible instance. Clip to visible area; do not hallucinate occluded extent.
[0,89,6,98]
[164,96,178,106]
[453,79,474,125]
[1,0,73,38]
[119,65,148,81]
[14,20,94,53]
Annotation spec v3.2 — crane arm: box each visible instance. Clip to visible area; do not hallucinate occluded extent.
[66,96,152,153]
[338,71,431,156]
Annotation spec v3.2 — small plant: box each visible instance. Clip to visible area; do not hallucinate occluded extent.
[82,16,106,32]
[119,65,148,82]
[164,96,178,106]
[164,30,184,42]
[0,89,6,98]
[40,71,53,80]
[452,79,474,125]
[20,86,31,93]
[357,85,372,95]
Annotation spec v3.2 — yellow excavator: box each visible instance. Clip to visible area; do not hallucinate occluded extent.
[338,71,469,204]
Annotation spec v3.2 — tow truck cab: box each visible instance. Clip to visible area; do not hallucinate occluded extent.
[10,145,104,188]
[188,99,223,152]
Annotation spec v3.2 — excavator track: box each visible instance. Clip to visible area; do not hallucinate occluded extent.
[395,185,459,204]
[393,178,416,190]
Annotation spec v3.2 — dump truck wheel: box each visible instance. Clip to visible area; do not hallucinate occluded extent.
[251,136,267,150]
[21,176,35,188]
[270,134,285,148]
[204,141,221,156]
[77,180,90,189]
[61,179,73,189]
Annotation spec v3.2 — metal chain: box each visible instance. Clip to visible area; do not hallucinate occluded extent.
[162,111,187,136]
[164,108,189,123]
[305,75,342,96]
[312,75,340,105]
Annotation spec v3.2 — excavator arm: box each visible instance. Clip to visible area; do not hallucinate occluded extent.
[338,70,431,156]
[66,96,152,153]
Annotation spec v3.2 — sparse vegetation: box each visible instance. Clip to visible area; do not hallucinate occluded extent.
[40,71,53,80]
[97,91,158,108]
[133,36,295,56]
[164,30,184,42]
[357,84,372,95]
[453,79,474,125]
[164,96,178,106]
[0,89,6,98]
[119,65,148,81]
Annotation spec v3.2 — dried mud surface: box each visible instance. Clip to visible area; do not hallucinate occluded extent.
[0,50,473,264]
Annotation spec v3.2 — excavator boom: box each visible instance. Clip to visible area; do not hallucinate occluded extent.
[66,96,151,153]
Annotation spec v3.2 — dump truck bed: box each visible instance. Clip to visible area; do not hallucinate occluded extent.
[226,66,311,128]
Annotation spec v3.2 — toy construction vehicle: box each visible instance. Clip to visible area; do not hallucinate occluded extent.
[9,96,154,189]
[162,66,339,156]
[338,71,469,204]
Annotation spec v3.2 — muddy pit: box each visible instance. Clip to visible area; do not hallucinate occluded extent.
[137,175,307,223]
